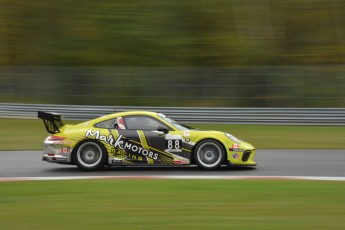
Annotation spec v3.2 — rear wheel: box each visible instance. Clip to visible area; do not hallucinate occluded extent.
[194,140,225,170]
[75,141,107,171]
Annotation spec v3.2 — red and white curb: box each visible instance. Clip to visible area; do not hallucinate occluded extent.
[1,175,345,182]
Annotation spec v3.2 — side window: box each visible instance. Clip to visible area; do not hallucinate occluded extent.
[94,117,126,129]
[94,118,117,128]
[124,116,169,130]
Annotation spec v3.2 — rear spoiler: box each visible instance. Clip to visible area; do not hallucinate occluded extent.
[38,111,63,134]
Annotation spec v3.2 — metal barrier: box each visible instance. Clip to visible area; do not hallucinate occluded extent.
[0,103,345,125]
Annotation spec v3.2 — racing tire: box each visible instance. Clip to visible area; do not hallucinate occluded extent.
[194,140,225,170]
[74,141,107,171]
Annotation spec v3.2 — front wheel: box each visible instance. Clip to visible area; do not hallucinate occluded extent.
[194,140,225,170]
[75,141,107,171]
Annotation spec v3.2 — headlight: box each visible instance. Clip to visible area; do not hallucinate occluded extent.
[224,133,240,143]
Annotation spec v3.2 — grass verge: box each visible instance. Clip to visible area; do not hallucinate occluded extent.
[0,179,344,230]
[0,118,344,150]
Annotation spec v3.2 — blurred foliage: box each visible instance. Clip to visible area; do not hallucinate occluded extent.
[0,0,345,106]
[1,0,345,66]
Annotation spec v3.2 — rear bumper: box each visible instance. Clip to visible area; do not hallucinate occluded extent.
[42,137,73,164]
[42,154,69,164]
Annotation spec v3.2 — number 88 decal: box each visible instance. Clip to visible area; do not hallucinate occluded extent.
[165,138,182,152]
[167,139,180,150]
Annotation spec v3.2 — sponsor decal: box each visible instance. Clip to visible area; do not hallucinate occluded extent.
[173,159,188,164]
[112,159,122,164]
[232,144,239,149]
[232,153,240,159]
[85,129,158,160]
[113,148,143,161]
[230,148,244,152]
[185,138,190,142]
[183,131,190,137]
[61,147,69,154]
[56,158,67,161]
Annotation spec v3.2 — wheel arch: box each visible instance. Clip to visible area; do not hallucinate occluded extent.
[71,138,109,165]
[190,138,228,165]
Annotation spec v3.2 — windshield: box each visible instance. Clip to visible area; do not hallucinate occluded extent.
[157,113,191,131]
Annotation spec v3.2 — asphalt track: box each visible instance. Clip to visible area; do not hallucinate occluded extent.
[0,149,344,178]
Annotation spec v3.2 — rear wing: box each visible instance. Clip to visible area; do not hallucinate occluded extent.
[37,111,63,134]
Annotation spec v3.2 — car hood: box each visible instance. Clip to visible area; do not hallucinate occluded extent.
[189,129,255,149]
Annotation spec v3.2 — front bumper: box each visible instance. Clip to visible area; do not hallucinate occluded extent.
[228,148,257,166]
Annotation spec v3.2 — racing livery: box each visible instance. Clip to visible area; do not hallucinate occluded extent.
[38,111,256,171]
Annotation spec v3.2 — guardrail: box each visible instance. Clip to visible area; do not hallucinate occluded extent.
[0,103,344,125]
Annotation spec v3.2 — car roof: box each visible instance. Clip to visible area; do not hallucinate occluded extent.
[112,111,159,117]
[93,111,160,122]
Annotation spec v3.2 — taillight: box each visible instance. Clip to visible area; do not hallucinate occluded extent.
[48,136,66,142]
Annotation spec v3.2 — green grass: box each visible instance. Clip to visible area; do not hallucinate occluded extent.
[0,118,47,150]
[0,118,344,150]
[0,179,344,230]
[0,119,78,151]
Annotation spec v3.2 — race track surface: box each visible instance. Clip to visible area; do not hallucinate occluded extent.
[0,149,345,177]
[0,150,344,178]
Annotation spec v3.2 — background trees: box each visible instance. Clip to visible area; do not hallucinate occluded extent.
[0,0,344,107]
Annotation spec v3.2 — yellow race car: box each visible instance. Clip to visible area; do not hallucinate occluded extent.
[38,111,256,171]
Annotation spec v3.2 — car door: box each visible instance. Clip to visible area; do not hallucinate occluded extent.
[114,115,182,165]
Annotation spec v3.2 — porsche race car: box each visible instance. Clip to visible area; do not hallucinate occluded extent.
[38,111,256,171]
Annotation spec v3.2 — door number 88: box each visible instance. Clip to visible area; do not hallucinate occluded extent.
[167,140,181,150]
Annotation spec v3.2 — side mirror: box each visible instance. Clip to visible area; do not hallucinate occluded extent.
[157,126,169,134]
[113,123,118,129]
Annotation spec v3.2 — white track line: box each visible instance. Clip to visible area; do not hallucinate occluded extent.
[1,175,345,182]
